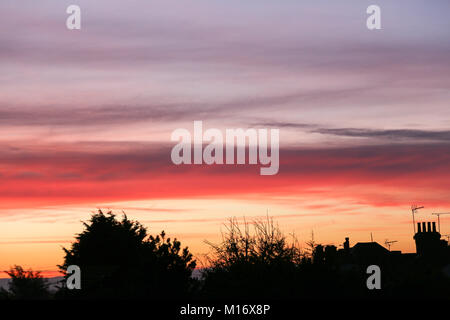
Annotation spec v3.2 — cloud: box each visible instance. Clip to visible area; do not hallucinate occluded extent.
[0,141,449,210]
[0,104,195,127]
[251,121,315,129]
[313,128,450,142]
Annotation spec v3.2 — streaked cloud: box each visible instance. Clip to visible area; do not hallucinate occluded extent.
[313,128,450,142]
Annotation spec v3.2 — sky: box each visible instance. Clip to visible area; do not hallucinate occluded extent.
[0,0,450,277]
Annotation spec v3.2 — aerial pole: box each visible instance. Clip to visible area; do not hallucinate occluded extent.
[384,239,398,251]
[431,212,450,233]
[411,204,424,234]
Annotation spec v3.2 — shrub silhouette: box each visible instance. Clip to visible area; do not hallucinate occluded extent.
[3,265,50,300]
[202,217,306,298]
[58,210,196,299]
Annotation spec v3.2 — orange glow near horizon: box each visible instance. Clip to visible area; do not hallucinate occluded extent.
[1,195,450,278]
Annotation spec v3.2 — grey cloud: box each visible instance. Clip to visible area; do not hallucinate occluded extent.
[0,103,201,126]
[0,89,347,127]
[251,121,315,129]
[314,128,450,142]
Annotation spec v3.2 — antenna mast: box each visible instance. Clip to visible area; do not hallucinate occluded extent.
[384,239,398,251]
[411,204,424,234]
[431,212,450,233]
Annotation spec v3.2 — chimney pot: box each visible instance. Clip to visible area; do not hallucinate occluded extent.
[422,222,427,232]
[417,222,422,233]
[427,222,431,233]
[432,221,436,232]
[344,237,350,251]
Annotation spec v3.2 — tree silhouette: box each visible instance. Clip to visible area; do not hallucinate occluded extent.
[58,210,196,299]
[4,265,50,300]
[202,217,304,298]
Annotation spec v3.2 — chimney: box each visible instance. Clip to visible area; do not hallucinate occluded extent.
[422,222,427,232]
[344,237,350,251]
[417,222,422,233]
[427,222,432,233]
[432,221,437,232]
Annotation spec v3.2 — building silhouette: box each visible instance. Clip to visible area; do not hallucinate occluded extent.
[414,221,448,258]
[330,220,450,263]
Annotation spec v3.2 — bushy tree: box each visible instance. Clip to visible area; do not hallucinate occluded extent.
[58,210,196,299]
[5,265,50,299]
[202,217,303,298]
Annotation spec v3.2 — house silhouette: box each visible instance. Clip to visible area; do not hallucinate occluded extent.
[316,221,450,278]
